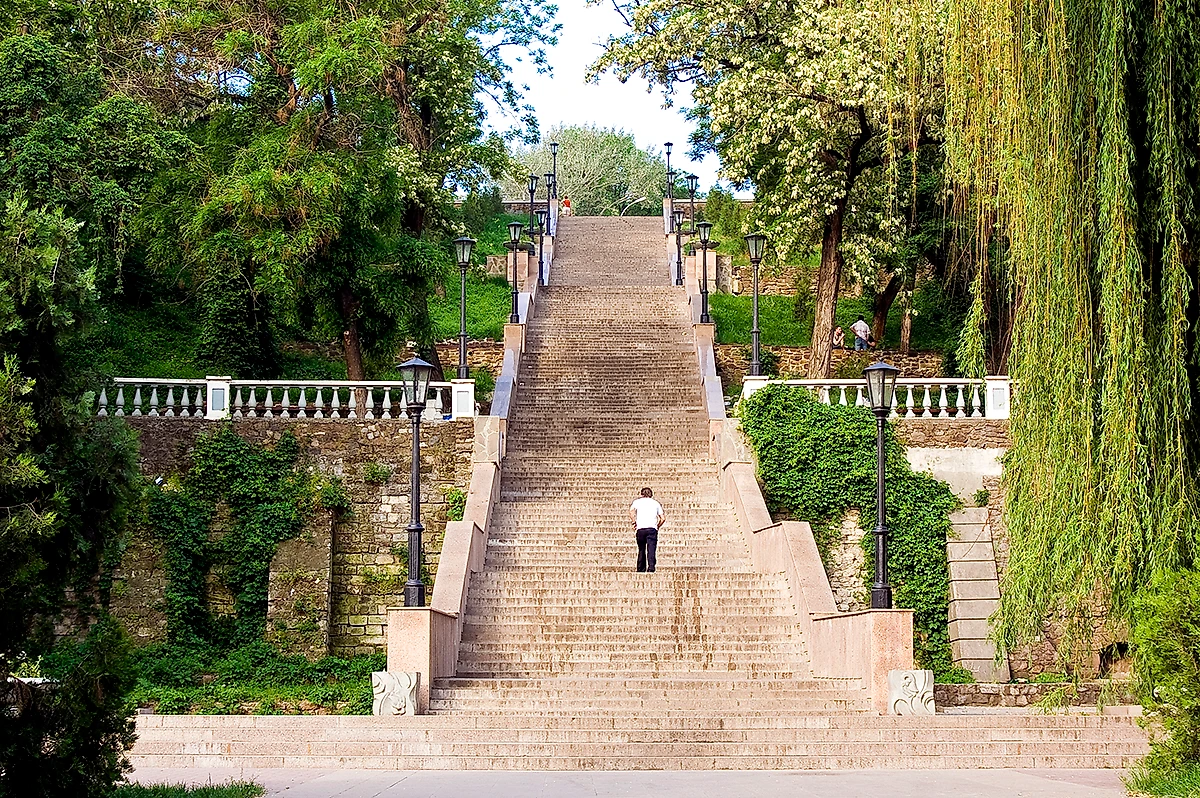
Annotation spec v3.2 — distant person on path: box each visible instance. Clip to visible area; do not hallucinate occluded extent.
[629,487,665,573]
[561,196,572,216]
[833,325,845,350]
[851,316,871,351]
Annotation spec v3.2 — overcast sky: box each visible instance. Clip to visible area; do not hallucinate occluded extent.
[490,0,745,196]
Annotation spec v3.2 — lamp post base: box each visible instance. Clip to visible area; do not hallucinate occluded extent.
[871,585,892,609]
[404,581,426,607]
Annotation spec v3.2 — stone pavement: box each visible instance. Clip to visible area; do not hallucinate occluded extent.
[130,767,1129,797]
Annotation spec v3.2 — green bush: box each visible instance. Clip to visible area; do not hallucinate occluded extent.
[444,487,467,522]
[739,383,960,674]
[973,488,991,507]
[362,462,392,485]
[1131,569,1200,776]
[1126,762,1200,797]
[936,665,977,684]
[114,782,265,798]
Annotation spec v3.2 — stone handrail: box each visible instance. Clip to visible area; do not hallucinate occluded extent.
[96,378,475,421]
[741,376,1012,420]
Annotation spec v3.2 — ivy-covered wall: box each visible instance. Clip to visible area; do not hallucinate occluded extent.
[109,418,473,658]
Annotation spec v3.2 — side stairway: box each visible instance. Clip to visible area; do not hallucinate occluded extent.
[131,216,1147,769]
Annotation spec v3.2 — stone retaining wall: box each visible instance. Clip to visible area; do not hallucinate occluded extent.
[895,419,1011,449]
[110,418,472,658]
[934,681,1137,708]
[716,345,944,387]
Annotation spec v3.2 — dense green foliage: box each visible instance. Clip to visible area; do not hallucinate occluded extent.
[1127,764,1200,798]
[147,427,333,647]
[115,782,264,798]
[130,641,383,715]
[739,384,960,674]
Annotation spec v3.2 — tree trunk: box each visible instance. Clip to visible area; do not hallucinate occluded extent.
[339,287,366,380]
[807,205,846,378]
[899,275,914,354]
[872,272,902,344]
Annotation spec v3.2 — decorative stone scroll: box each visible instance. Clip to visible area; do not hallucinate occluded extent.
[888,669,936,715]
[371,671,419,716]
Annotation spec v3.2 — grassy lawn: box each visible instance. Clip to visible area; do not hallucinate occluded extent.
[428,274,513,342]
[1126,763,1200,797]
[114,784,264,798]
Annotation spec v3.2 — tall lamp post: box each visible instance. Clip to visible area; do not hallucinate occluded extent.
[863,360,900,609]
[745,234,767,376]
[544,172,554,236]
[672,208,685,286]
[526,174,538,242]
[550,142,559,198]
[506,221,523,323]
[686,173,699,232]
[696,221,713,324]
[453,237,475,379]
[399,356,435,607]
[535,207,547,287]
[664,142,674,228]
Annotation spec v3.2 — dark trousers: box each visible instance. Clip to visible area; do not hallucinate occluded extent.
[636,528,658,572]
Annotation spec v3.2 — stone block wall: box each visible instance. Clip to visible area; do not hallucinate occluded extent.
[716,345,944,387]
[110,418,473,658]
[826,511,868,613]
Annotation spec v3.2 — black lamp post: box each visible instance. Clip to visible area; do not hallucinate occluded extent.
[398,356,435,607]
[863,360,900,609]
[696,221,713,324]
[544,172,554,236]
[453,237,475,380]
[526,174,538,241]
[550,142,559,198]
[745,234,767,376]
[506,221,523,323]
[535,207,547,287]
[665,143,674,229]
[672,208,685,286]
[686,173,699,232]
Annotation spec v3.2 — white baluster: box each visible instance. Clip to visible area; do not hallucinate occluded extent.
[233,387,243,418]
[265,387,275,418]
[937,384,948,417]
[332,388,341,418]
[348,387,357,419]
[970,383,982,418]
[282,387,291,418]
[132,387,143,416]
[855,386,866,407]
[904,384,914,417]
[818,385,829,404]
[955,384,966,417]
[149,387,160,416]
[838,386,848,406]
[97,388,108,417]
[314,387,324,419]
[921,384,932,416]
[183,387,193,417]
[365,388,376,420]
[164,387,175,417]
[115,387,125,416]
[382,389,392,419]
[297,386,308,418]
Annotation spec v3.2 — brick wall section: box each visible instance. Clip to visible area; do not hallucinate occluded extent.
[895,419,1011,449]
[715,346,944,386]
[111,417,473,657]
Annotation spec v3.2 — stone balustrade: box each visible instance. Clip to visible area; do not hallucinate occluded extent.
[741,376,1012,420]
[96,378,476,421]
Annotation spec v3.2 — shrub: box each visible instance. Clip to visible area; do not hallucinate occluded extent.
[444,487,467,522]
[973,488,991,507]
[362,462,392,486]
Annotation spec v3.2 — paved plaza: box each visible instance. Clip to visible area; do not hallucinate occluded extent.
[131,767,1129,797]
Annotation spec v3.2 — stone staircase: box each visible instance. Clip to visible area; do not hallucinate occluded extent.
[130,216,1147,770]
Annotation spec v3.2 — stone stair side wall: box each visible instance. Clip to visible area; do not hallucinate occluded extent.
[389,210,556,711]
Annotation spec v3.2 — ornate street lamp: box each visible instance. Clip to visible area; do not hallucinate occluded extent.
[549,142,559,198]
[664,143,674,227]
[453,237,475,380]
[526,174,538,241]
[696,221,713,324]
[672,208,685,286]
[506,221,523,323]
[535,207,548,287]
[745,233,767,376]
[398,356,436,607]
[863,360,900,609]
[686,173,699,232]
[544,172,554,237]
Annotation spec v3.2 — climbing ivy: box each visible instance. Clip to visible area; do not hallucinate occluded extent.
[147,426,340,646]
[739,383,961,675]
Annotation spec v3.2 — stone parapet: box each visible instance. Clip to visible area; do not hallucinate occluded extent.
[896,418,1011,449]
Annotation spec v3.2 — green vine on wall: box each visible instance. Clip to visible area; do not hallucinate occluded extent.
[739,383,963,676]
[147,427,341,647]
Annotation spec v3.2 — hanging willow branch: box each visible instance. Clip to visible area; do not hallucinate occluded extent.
[945,0,1200,666]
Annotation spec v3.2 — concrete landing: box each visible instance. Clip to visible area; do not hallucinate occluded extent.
[130,767,1129,797]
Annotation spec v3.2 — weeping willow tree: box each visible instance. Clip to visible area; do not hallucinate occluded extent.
[945,0,1200,664]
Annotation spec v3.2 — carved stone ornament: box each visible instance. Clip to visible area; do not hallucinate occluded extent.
[371,671,419,716]
[888,669,936,715]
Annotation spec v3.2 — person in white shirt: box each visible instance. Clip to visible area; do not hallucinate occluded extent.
[629,487,665,573]
[851,316,871,351]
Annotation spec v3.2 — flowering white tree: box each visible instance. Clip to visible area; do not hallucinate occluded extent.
[594,0,944,375]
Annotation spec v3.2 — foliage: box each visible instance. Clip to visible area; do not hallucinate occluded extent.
[937,665,976,684]
[945,0,1200,674]
[146,427,332,646]
[739,383,960,674]
[428,273,514,342]
[129,641,383,715]
[114,783,265,798]
[444,487,467,523]
[504,125,666,216]
[362,462,392,486]
[460,188,505,235]
[1127,762,1200,798]
[470,368,496,400]
[1131,570,1200,773]
[470,213,533,258]
[703,188,749,254]
[972,488,990,508]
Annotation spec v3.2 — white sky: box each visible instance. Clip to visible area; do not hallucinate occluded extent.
[490,0,747,197]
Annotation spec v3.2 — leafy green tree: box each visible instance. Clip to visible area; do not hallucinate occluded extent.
[136,0,557,378]
[504,125,667,216]
[594,0,944,376]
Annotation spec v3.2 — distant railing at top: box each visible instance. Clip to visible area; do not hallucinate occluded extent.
[95,377,476,421]
[740,376,1012,420]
